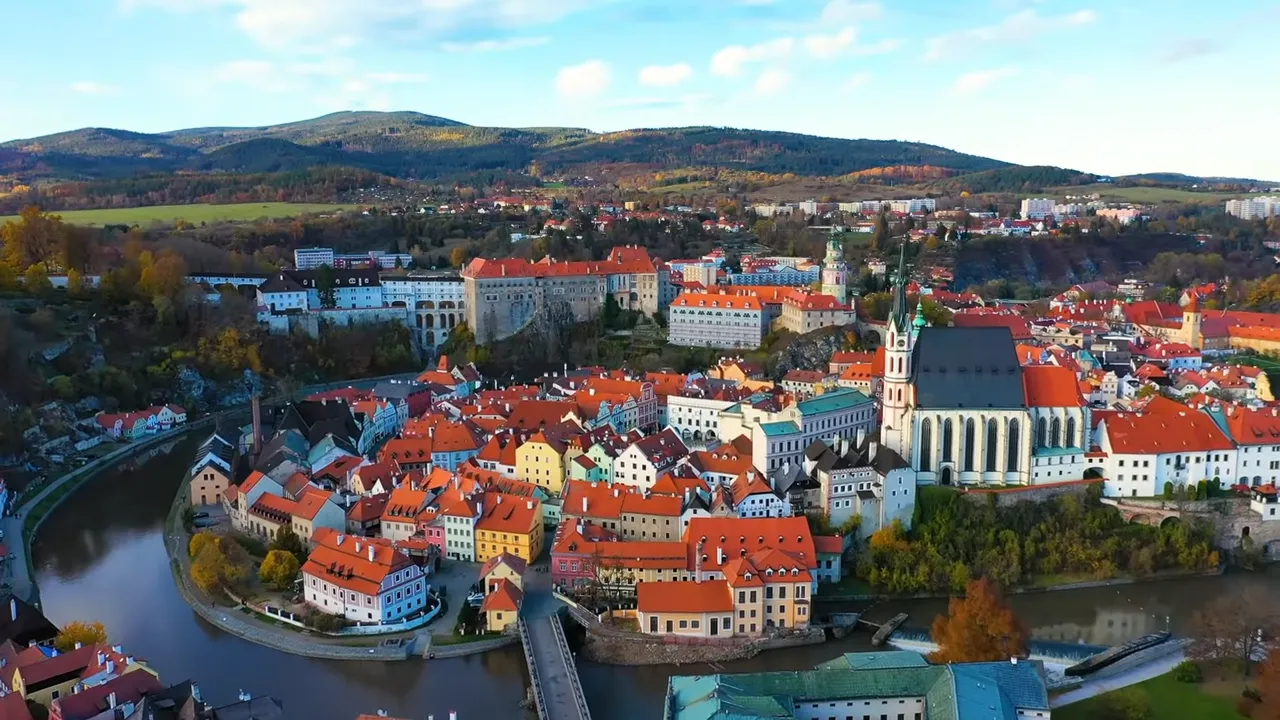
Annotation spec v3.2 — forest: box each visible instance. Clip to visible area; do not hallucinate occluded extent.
[859,485,1219,594]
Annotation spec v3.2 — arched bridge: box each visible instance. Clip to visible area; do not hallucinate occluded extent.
[1101,498,1184,528]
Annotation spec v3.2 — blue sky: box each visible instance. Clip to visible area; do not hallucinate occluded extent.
[4,0,1278,179]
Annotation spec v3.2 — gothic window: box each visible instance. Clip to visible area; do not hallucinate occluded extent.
[942,419,954,462]
[1007,419,1020,471]
[985,419,998,472]
[920,418,933,472]
[1050,417,1062,448]
[1036,417,1047,448]
[1066,417,1077,449]
[963,418,976,472]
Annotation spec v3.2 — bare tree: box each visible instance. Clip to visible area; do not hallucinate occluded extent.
[1188,588,1280,677]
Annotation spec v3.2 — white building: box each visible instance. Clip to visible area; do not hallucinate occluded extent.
[667,292,766,349]
[804,435,915,539]
[1020,198,1055,220]
[1093,410,1236,498]
[294,247,336,270]
[1211,406,1280,487]
[612,428,688,492]
[797,200,819,216]
[302,529,429,624]
[667,393,741,445]
[1226,197,1280,220]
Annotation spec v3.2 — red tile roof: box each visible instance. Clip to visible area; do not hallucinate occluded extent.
[637,579,732,613]
[479,552,528,580]
[476,494,541,535]
[303,528,413,596]
[1219,406,1280,446]
[684,517,817,572]
[481,578,524,613]
[1101,410,1234,455]
[1022,365,1085,407]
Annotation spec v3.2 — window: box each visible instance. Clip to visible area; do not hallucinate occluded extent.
[985,418,998,472]
[1007,418,1020,471]
[1036,416,1047,448]
[919,418,932,472]
[963,418,976,472]
[942,418,954,461]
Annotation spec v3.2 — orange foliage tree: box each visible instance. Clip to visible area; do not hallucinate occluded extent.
[1253,651,1280,719]
[929,577,1028,664]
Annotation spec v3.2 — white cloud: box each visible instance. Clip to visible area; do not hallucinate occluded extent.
[69,81,120,96]
[951,67,1017,94]
[440,36,548,53]
[638,63,693,87]
[555,60,611,98]
[753,68,789,95]
[366,72,429,84]
[121,0,599,50]
[844,72,872,90]
[803,27,857,59]
[214,60,296,92]
[710,37,793,77]
[818,0,883,24]
[925,8,1096,61]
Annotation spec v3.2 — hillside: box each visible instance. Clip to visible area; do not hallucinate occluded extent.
[0,110,1010,183]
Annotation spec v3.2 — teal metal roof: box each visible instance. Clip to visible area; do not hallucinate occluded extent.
[816,651,930,671]
[796,389,872,415]
[665,651,1051,720]
[760,421,801,437]
[1030,446,1084,457]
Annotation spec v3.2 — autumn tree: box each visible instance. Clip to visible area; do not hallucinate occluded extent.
[189,532,252,596]
[1188,588,1280,676]
[259,550,301,590]
[270,525,305,563]
[138,249,188,300]
[54,621,108,651]
[929,577,1029,663]
[22,265,51,294]
[1,205,66,270]
[450,246,468,268]
[189,531,219,559]
[1253,651,1280,719]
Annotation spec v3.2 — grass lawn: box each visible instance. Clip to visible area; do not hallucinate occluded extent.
[1047,183,1263,205]
[1055,672,1240,720]
[0,202,357,227]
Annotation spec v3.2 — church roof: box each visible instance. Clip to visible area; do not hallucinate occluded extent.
[910,327,1026,410]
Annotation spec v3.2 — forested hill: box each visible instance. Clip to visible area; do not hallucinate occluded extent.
[0,110,1010,182]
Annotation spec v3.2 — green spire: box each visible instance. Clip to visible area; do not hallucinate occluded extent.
[913,299,927,329]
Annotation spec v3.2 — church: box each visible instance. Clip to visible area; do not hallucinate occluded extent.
[878,250,1090,486]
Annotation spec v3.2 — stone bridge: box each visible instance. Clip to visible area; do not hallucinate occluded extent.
[519,614,592,720]
[1100,498,1186,528]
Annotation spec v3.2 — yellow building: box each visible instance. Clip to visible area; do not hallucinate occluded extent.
[636,580,735,637]
[475,494,545,564]
[480,552,528,594]
[481,578,524,633]
[190,461,232,507]
[516,431,568,494]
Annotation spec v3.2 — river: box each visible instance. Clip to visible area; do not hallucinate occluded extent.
[28,437,1280,719]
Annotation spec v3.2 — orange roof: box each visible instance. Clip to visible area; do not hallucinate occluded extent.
[729,470,776,505]
[672,292,762,311]
[477,433,521,466]
[645,371,688,398]
[1101,410,1234,454]
[481,578,524,613]
[838,363,874,382]
[651,471,709,497]
[476,494,541,535]
[432,421,485,452]
[346,492,389,523]
[685,516,817,571]
[685,449,753,478]
[507,400,575,430]
[620,492,683,517]
[637,579,732,613]
[813,535,844,554]
[1220,406,1280,446]
[382,485,430,523]
[248,493,298,525]
[314,455,363,481]
[380,437,434,463]
[830,351,873,365]
[562,480,633,519]
[1022,365,1085,407]
[293,487,336,521]
[303,528,412,596]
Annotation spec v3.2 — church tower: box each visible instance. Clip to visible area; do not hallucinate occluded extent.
[1182,294,1203,350]
[820,236,849,305]
[881,245,914,459]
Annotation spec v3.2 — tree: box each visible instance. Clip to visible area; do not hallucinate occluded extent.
[65,268,85,296]
[189,531,219,559]
[1254,651,1280,718]
[138,250,188,300]
[1188,588,1280,676]
[22,264,51,294]
[929,577,1029,663]
[1163,482,1175,500]
[259,550,301,590]
[54,621,108,651]
[315,263,337,308]
[872,213,889,250]
[270,525,305,562]
[450,246,469,268]
[1,206,66,270]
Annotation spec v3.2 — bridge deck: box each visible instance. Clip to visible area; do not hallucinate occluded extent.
[521,615,591,720]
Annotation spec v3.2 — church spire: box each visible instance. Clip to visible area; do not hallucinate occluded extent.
[890,243,909,331]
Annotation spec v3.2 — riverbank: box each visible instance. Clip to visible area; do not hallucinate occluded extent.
[816,566,1226,603]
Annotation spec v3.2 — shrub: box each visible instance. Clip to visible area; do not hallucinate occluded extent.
[1163,482,1175,500]
[308,611,351,633]
[1173,660,1203,683]
[1100,687,1151,720]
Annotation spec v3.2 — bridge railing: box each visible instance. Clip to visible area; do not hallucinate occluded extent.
[518,619,549,720]
[550,614,592,720]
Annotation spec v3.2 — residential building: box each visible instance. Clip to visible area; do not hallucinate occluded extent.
[1020,197,1055,220]
[516,431,570,494]
[301,528,429,624]
[667,291,766,349]
[481,579,524,634]
[380,485,431,543]
[666,386,750,446]
[1094,410,1236,497]
[803,436,915,539]
[188,430,235,506]
[550,519,688,592]
[612,429,689,492]
[439,492,481,562]
[684,516,817,586]
[474,494,544,564]
[293,247,335,270]
[1226,197,1280,220]
[781,370,830,399]
[2,642,151,709]
[1208,406,1280,487]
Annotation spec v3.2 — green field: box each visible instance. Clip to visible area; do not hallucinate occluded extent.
[0,202,357,227]
[1047,183,1264,205]
[1055,672,1239,720]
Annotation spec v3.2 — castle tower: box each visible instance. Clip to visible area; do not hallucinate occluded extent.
[881,245,914,459]
[1182,294,1202,349]
[820,236,848,305]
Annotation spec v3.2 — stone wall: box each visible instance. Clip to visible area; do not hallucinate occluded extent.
[580,627,826,666]
[958,478,1101,508]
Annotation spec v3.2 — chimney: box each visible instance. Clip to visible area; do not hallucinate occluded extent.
[106,660,115,675]
[582,497,588,513]
[355,541,362,553]
[527,500,534,510]
[613,488,619,497]
[75,642,82,650]
[108,692,117,709]
[8,598,14,622]
[369,545,376,562]
[97,651,105,666]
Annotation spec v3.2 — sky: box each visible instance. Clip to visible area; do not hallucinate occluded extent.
[4,0,1279,179]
